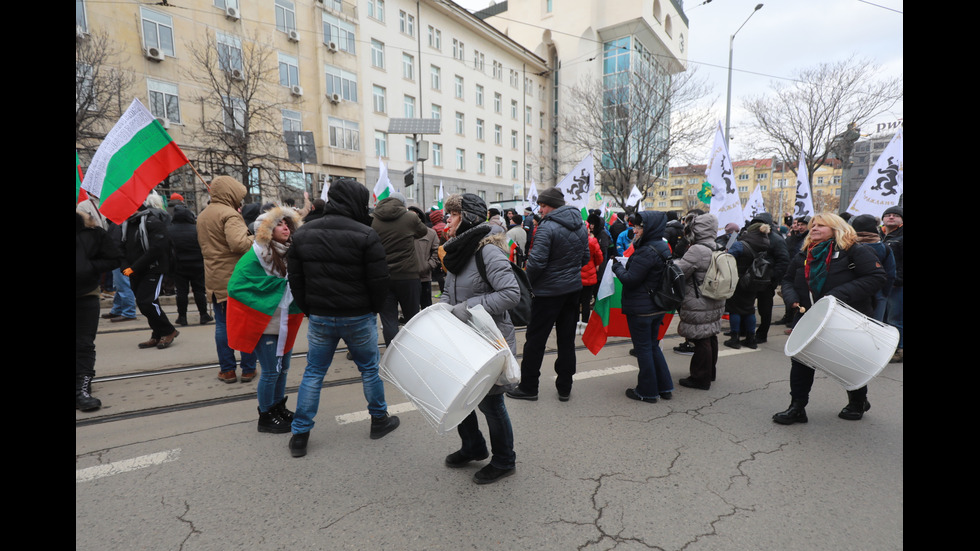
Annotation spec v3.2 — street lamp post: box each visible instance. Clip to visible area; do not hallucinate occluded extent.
[725,3,763,151]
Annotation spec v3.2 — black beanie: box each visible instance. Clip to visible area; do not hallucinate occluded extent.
[458,193,487,232]
[537,187,565,208]
[850,214,879,233]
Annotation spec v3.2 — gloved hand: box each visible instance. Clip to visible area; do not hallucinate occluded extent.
[451,302,472,323]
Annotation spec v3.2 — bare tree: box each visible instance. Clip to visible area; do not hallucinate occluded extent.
[76,28,134,156]
[187,30,299,202]
[742,56,902,185]
[559,65,715,210]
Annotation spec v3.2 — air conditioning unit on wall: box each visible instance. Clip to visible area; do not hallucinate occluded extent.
[329,93,342,104]
[225,6,240,20]
[146,47,165,62]
[288,30,301,42]
[291,85,304,97]
[326,41,339,53]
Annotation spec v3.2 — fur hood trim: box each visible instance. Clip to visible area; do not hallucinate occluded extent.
[254,206,302,246]
[480,230,509,254]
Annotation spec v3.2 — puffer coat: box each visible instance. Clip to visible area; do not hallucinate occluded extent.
[197,176,254,302]
[525,204,589,297]
[674,214,725,340]
[611,211,669,316]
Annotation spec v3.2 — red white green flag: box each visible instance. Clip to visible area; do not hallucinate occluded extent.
[81,98,189,224]
[76,151,88,205]
[226,246,304,356]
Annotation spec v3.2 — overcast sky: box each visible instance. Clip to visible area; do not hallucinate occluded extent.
[455,0,904,161]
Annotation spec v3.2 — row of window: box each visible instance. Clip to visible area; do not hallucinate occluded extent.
[373,134,536,179]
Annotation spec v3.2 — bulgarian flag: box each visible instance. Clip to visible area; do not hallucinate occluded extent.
[226,245,304,360]
[582,259,631,354]
[373,157,394,203]
[81,98,189,224]
[507,237,520,263]
[437,180,445,209]
[76,151,88,205]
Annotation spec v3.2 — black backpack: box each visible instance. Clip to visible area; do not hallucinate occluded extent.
[647,243,685,312]
[738,242,774,291]
[475,245,534,327]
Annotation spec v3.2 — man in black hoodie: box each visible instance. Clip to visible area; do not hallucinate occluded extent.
[286,179,399,457]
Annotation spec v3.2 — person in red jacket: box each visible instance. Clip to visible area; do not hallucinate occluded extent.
[577,221,604,334]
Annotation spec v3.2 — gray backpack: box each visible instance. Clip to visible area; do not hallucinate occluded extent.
[697,246,739,300]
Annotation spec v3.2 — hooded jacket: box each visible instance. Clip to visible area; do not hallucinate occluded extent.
[169,207,204,271]
[76,210,122,297]
[673,214,725,339]
[287,180,390,317]
[372,197,429,280]
[197,176,254,302]
[612,211,670,315]
[525,204,590,296]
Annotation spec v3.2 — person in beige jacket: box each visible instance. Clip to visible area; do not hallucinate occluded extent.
[197,175,256,383]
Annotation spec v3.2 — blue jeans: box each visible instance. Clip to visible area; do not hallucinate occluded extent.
[110,268,136,318]
[728,313,757,337]
[213,299,256,374]
[456,393,515,469]
[254,334,290,412]
[625,314,674,398]
[885,286,903,349]
[292,313,387,435]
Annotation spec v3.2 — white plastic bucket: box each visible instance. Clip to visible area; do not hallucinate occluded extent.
[784,296,899,390]
[380,303,509,434]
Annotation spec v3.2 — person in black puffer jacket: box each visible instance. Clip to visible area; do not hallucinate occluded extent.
[612,210,674,403]
[723,222,770,350]
[773,213,887,425]
[285,179,399,457]
[169,206,211,325]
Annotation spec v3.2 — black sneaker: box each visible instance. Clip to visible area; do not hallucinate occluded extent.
[673,341,695,355]
[557,391,570,402]
[679,377,710,390]
[175,315,188,326]
[506,387,538,401]
[625,388,657,403]
[199,312,214,325]
[445,449,489,468]
[370,414,400,439]
[473,464,515,484]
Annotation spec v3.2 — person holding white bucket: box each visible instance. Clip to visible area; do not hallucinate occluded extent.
[438,193,521,484]
[773,213,887,424]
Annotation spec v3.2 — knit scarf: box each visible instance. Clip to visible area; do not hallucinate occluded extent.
[442,224,491,275]
[804,240,834,296]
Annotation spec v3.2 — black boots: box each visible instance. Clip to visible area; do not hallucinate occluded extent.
[289,432,309,457]
[369,413,400,439]
[839,392,871,420]
[772,399,808,425]
[271,397,294,423]
[76,375,101,412]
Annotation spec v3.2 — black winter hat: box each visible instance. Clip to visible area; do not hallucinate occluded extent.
[537,187,566,208]
[882,206,903,220]
[458,193,488,232]
[849,214,880,234]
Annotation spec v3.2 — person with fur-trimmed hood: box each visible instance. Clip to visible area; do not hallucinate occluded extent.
[227,207,304,434]
[439,193,520,484]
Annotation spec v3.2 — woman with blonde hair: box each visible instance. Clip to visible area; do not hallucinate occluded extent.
[773,213,886,425]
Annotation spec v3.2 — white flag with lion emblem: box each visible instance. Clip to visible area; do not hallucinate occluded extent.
[556,151,595,212]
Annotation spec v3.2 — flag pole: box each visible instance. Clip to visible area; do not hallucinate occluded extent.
[187,160,211,192]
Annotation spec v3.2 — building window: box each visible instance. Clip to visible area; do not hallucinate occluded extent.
[77,0,88,33]
[372,85,386,113]
[738,173,749,180]
[525,106,532,125]
[405,137,416,161]
[402,53,415,81]
[148,79,180,123]
[476,119,485,141]
[525,134,531,151]
[141,8,175,57]
[479,190,486,201]
[492,60,502,80]
[494,125,502,146]
[495,157,502,177]
[328,117,359,151]
[325,65,357,102]
[367,0,385,22]
[817,176,825,185]
[456,148,465,170]
[432,143,443,166]
[454,75,464,99]
[540,111,545,129]
[428,26,441,49]
[222,96,246,133]
[511,100,518,120]
[371,40,385,69]
[511,160,518,179]
[473,50,485,72]
[278,53,299,87]
[494,93,502,114]
[275,0,296,33]
[281,108,301,132]
[217,32,243,72]
[430,65,441,90]
[509,70,519,88]
[399,10,415,37]
[477,152,486,174]
[403,95,415,118]
[526,163,532,180]
[476,84,484,107]
[374,131,388,157]
[757,172,768,180]
[452,39,464,61]
[431,104,441,119]
[738,185,749,192]
[323,14,356,53]
[511,130,518,149]
[455,112,464,135]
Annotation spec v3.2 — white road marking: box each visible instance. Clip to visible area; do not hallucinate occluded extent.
[76,448,181,483]
[339,348,758,424]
